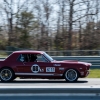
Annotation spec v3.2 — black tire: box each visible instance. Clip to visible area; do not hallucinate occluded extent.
[0,68,14,82]
[64,69,79,82]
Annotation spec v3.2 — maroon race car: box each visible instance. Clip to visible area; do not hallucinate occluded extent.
[0,50,91,82]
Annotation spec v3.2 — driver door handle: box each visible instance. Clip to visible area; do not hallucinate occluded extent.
[23,62,26,65]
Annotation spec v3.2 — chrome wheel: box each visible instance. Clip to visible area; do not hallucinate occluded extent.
[0,68,13,82]
[65,69,78,82]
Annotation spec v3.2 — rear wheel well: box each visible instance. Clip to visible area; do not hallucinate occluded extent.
[0,66,16,82]
[0,66,15,76]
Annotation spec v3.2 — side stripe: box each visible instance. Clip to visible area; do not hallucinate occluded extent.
[15,73,63,76]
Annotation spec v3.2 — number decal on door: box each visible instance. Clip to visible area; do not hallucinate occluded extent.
[46,67,55,72]
[31,64,40,73]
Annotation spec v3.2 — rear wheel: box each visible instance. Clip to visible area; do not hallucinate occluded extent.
[0,68,14,82]
[64,69,78,82]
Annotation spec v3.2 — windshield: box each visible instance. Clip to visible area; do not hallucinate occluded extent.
[43,52,54,62]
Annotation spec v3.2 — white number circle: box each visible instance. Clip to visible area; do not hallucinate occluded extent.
[31,64,40,73]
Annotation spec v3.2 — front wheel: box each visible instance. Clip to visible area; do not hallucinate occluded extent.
[0,68,14,82]
[64,69,79,82]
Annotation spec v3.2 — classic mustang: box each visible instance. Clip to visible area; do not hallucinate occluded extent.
[0,50,91,82]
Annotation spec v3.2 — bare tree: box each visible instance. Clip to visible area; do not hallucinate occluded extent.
[34,0,53,50]
[0,0,100,52]
[0,0,31,46]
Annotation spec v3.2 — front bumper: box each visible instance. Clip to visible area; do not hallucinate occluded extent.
[80,70,90,78]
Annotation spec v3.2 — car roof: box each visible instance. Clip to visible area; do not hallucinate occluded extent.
[13,50,44,54]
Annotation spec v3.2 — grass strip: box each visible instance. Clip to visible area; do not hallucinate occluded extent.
[87,69,100,78]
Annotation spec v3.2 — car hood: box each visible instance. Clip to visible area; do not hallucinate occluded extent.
[52,60,92,66]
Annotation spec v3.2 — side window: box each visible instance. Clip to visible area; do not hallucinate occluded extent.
[37,54,48,62]
[29,54,37,62]
[17,54,25,62]
[17,54,37,62]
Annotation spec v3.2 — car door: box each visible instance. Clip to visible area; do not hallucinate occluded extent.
[22,54,55,76]
[22,62,53,74]
[22,62,61,77]
[23,55,55,76]
[16,53,59,76]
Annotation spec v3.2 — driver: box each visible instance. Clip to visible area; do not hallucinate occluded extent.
[30,54,37,62]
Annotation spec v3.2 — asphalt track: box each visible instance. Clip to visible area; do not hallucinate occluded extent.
[0,78,100,100]
[0,78,99,86]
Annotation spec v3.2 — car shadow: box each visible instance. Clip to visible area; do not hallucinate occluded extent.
[0,79,88,83]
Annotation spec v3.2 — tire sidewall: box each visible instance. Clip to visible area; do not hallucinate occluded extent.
[0,68,14,82]
[65,69,78,82]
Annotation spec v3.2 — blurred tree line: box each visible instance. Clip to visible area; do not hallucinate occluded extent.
[0,0,100,51]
